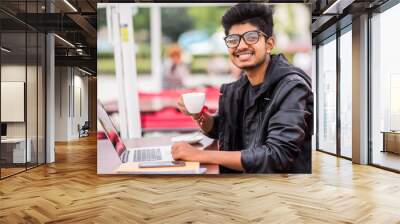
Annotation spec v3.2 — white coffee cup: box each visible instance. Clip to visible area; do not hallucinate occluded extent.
[182,92,206,114]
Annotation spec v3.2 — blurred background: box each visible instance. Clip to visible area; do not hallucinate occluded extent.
[97,3,311,138]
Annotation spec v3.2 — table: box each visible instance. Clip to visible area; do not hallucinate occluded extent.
[381,131,400,154]
[97,136,219,174]
[1,138,32,163]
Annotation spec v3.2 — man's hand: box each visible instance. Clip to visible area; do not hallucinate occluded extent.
[172,142,244,171]
[171,142,202,161]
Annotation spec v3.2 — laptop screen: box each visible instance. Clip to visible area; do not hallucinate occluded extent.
[97,101,126,156]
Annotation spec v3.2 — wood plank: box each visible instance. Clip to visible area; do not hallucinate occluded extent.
[0,135,399,223]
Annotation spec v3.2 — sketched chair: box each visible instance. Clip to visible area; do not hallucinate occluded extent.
[79,121,90,138]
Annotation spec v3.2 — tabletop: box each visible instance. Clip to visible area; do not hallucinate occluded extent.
[97,135,219,174]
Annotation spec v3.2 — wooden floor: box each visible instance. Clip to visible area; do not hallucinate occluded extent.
[1,135,400,223]
[1,163,44,178]
[1,167,26,178]
[372,150,400,171]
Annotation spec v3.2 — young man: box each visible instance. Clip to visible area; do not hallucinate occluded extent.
[172,3,313,173]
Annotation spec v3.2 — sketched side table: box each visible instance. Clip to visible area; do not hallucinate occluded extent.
[381,131,400,154]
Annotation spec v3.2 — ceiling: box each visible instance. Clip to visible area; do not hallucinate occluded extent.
[0,0,97,74]
[311,0,390,43]
[0,0,394,75]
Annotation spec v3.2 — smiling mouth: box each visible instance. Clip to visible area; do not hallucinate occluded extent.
[235,51,255,61]
[235,51,254,57]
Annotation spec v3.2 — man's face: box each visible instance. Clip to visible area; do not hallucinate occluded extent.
[171,53,181,64]
[226,23,271,70]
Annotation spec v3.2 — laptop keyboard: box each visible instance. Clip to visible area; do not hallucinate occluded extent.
[131,148,162,162]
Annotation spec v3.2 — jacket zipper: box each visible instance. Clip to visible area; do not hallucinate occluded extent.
[251,105,263,149]
[254,97,271,148]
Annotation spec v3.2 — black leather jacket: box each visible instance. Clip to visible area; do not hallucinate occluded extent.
[205,54,313,173]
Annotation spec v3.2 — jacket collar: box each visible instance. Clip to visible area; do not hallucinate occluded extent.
[239,53,305,96]
[236,54,279,95]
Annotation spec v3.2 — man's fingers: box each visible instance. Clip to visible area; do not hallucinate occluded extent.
[177,103,189,115]
[172,143,182,151]
[177,97,190,115]
[177,102,185,111]
[171,145,179,159]
[177,101,185,109]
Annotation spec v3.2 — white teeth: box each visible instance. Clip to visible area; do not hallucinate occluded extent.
[236,52,253,55]
[236,52,253,57]
[238,54,252,60]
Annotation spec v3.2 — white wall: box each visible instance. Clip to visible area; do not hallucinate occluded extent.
[1,65,27,138]
[55,66,69,141]
[1,64,46,163]
[54,67,89,141]
[72,73,89,138]
[1,65,25,154]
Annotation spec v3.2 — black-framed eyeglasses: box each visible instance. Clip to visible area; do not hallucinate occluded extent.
[224,30,269,48]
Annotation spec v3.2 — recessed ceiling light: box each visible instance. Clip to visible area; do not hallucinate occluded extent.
[1,47,11,53]
[54,34,75,48]
[63,0,78,12]
[323,0,354,15]
[78,67,92,76]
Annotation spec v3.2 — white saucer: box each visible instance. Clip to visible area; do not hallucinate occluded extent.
[171,132,203,144]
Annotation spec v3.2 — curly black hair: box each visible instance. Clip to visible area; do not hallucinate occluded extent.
[221,3,274,37]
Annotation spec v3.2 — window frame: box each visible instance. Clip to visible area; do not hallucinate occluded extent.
[315,19,353,160]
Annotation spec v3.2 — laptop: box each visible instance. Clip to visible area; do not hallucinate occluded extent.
[97,101,173,163]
